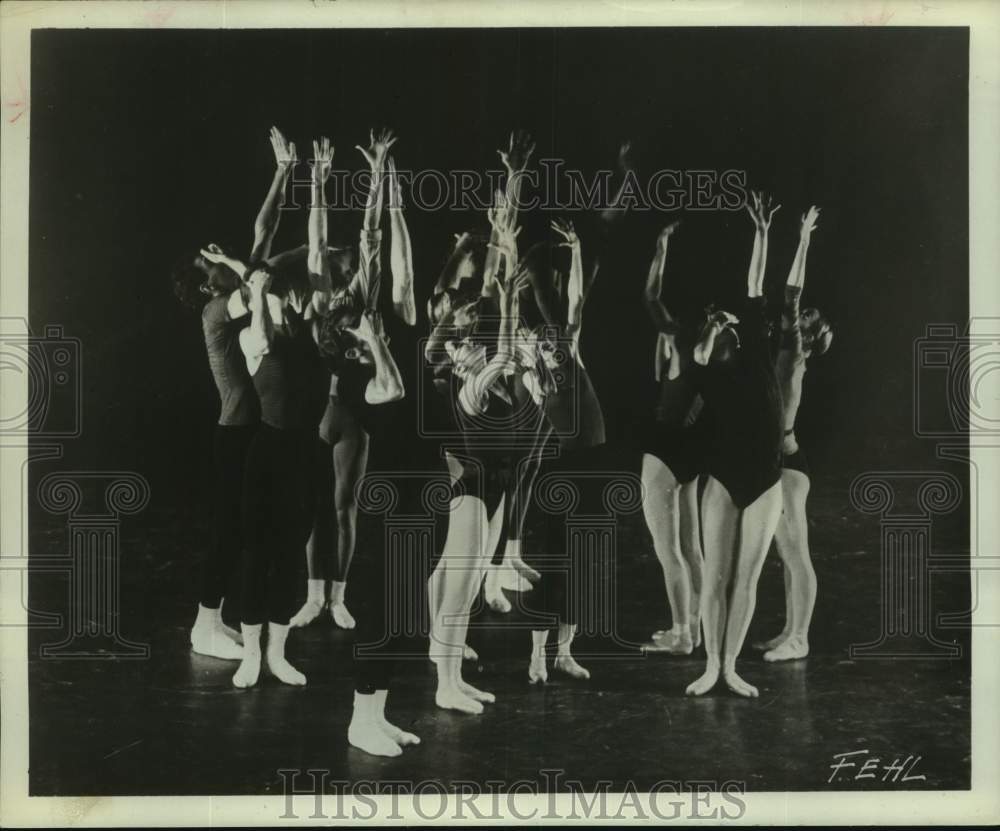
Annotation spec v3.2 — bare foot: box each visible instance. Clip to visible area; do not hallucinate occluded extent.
[723,667,759,698]
[528,656,548,684]
[509,556,541,583]
[435,685,485,714]
[753,630,790,651]
[349,719,402,757]
[554,655,590,679]
[685,663,720,696]
[764,635,809,662]
[266,652,307,686]
[457,678,496,703]
[290,599,324,628]
[232,651,261,688]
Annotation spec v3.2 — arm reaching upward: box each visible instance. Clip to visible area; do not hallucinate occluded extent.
[482,131,535,297]
[484,190,520,296]
[782,205,820,350]
[643,221,681,334]
[356,127,396,232]
[308,137,335,301]
[249,127,297,263]
[386,156,417,325]
[552,218,585,336]
[744,190,780,298]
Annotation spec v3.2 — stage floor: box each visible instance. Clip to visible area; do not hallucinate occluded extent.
[27,479,970,795]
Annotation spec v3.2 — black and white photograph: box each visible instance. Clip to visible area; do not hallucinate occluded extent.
[1,0,998,826]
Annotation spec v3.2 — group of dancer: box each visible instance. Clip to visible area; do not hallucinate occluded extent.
[173,126,833,757]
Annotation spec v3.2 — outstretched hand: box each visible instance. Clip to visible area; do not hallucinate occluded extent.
[496,261,532,318]
[551,217,580,250]
[356,127,398,172]
[199,243,229,264]
[800,205,821,238]
[745,190,781,230]
[270,126,297,169]
[498,130,536,174]
[311,137,334,184]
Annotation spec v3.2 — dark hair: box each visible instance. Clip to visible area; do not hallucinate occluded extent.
[802,308,834,356]
[316,301,362,373]
[170,255,210,311]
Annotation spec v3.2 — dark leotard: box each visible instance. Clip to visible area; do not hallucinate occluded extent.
[644,334,706,486]
[695,296,784,509]
[202,296,259,426]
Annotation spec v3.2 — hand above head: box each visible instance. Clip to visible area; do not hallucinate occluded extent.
[708,309,740,329]
[311,137,334,184]
[551,217,580,250]
[497,130,536,175]
[497,261,532,318]
[270,126,297,170]
[745,190,781,230]
[656,220,681,250]
[199,243,229,264]
[356,127,398,173]
[347,310,379,345]
[246,268,272,299]
[800,205,821,239]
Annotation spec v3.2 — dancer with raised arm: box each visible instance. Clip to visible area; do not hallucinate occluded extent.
[291,129,411,632]
[173,126,296,661]
[640,220,706,655]
[686,191,785,698]
[426,198,532,713]
[756,205,833,662]
[522,217,608,684]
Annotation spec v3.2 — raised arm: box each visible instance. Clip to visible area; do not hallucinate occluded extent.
[482,132,535,299]
[308,137,335,302]
[782,205,820,342]
[348,311,405,405]
[552,218,586,341]
[386,156,417,325]
[356,127,396,233]
[643,221,682,335]
[249,127,297,263]
[483,190,519,296]
[744,190,781,298]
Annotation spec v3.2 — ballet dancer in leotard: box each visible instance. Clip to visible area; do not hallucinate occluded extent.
[754,205,834,662]
[290,129,416,631]
[426,197,534,713]
[686,190,785,698]
[522,217,608,684]
[640,221,706,655]
[173,126,298,661]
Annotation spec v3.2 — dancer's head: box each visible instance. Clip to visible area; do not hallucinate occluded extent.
[315,301,375,370]
[800,307,833,356]
[171,252,241,310]
[445,336,488,380]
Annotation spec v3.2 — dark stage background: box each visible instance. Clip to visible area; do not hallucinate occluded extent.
[26,27,973,795]
[29,26,969,499]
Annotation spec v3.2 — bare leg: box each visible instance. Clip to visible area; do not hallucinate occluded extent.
[432,494,490,714]
[722,479,783,696]
[641,454,693,653]
[328,421,369,629]
[765,470,815,662]
[679,479,704,648]
[754,561,792,650]
[686,476,738,696]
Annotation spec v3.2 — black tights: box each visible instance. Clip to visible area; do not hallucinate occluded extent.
[240,424,313,626]
[201,424,255,609]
